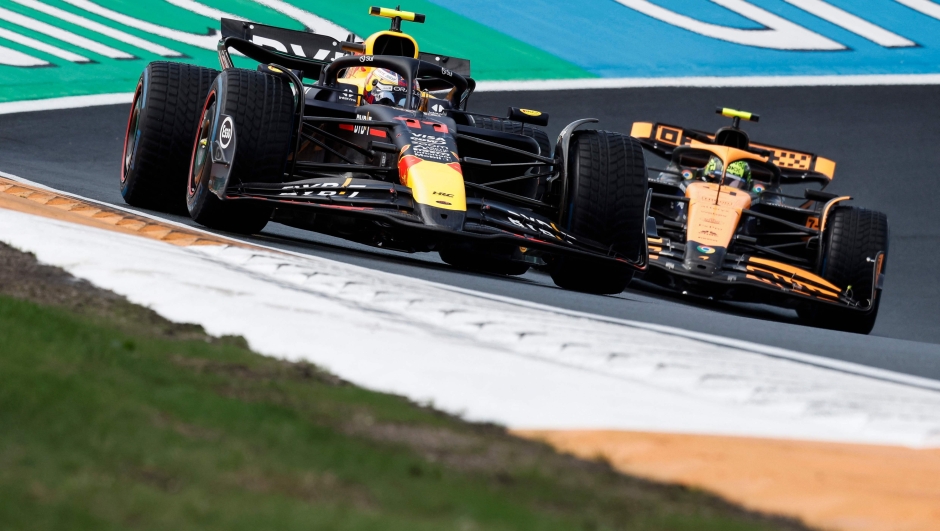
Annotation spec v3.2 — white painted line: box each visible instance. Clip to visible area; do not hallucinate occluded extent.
[0,43,47,67]
[7,71,940,116]
[3,75,940,118]
[62,0,221,50]
[12,0,181,57]
[162,0,242,22]
[474,73,940,91]
[253,0,353,40]
[0,26,88,63]
[0,93,132,115]
[895,0,940,21]
[615,0,844,51]
[784,0,916,48]
[0,6,132,59]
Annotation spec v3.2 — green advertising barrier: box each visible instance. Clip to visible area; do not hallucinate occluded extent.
[0,0,592,103]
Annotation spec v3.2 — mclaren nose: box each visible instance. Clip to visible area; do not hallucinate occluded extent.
[683,242,725,277]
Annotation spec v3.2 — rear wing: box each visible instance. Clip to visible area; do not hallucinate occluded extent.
[417,53,470,77]
[220,18,471,80]
[631,121,835,183]
[221,18,345,79]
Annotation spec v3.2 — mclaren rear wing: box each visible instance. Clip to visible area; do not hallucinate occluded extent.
[631,121,836,184]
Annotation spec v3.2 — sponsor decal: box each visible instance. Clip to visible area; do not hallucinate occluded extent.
[353,113,372,135]
[336,83,359,104]
[409,132,452,162]
[752,183,766,194]
[681,169,694,179]
[374,69,400,83]
[506,209,576,241]
[431,103,446,113]
[432,191,454,197]
[219,117,234,149]
[278,181,365,198]
[520,109,541,117]
[697,245,716,254]
[250,35,343,63]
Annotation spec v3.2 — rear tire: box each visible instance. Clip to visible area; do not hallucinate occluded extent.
[798,206,888,334]
[187,68,294,234]
[121,62,218,212]
[550,131,648,295]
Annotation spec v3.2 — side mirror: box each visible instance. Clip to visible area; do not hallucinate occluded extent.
[508,107,549,127]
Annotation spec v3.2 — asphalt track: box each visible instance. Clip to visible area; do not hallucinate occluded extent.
[1,85,939,380]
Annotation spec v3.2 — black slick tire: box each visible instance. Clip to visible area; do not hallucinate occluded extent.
[798,206,888,334]
[121,61,219,212]
[550,130,648,295]
[187,68,294,235]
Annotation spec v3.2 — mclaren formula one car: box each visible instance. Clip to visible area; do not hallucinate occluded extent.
[120,6,649,294]
[632,108,888,334]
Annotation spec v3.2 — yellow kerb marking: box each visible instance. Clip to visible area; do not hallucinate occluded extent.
[0,177,254,249]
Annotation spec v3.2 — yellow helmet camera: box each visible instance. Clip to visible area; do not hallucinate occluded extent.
[716,107,760,129]
[369,6,426,32]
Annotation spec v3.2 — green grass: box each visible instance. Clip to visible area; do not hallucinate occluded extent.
[0,292,806,531]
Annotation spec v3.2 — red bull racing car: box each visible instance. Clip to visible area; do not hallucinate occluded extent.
[632,108,888,334]
[120,6,650,294]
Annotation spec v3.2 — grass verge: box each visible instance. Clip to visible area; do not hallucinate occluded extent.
[0,242,810,531]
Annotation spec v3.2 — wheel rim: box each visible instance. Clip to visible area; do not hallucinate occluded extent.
[121,83,143,183]
[189,94,216,198]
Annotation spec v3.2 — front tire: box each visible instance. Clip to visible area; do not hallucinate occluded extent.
[550,131,648,295]
[798,206,889,334]
[187,68,294,234]
[121,62,218,212]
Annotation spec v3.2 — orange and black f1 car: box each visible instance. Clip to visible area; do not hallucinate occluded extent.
[120,6,649,294]
[631,108,888,334]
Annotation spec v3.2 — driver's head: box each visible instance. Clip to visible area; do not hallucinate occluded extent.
[725,160,752,190]
[704,156,723,180]
[363,68,419,108]
[703,157,751,190]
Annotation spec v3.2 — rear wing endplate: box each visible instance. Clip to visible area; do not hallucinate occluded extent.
[222,18,346,79]
[220,18,471,80]
[417,53,471,77]
[631,121,836,182]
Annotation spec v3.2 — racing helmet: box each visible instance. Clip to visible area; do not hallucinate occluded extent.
[363,68,420,109]
[704,156,723,181]
[724,160,752,190]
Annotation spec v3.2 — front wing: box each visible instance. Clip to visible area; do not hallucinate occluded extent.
[230,177,649,269]
[648,236,884,311]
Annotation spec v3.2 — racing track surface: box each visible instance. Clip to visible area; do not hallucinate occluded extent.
[1,85,939,380]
